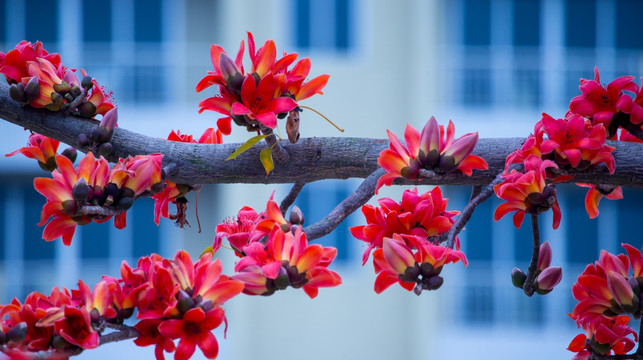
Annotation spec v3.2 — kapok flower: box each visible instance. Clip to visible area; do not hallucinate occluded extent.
[53,306,99,349]
[568,315,637,359]
[230,74,297,129]
[214,206,262,253]
[505,122,545,167]
[570,245,643,328]
[540,114,615,173]
[0,40,61,84]
[372,235,467,294]
[568,67,638,136]
[493,155,562,229]
[376,117,487,193]
[577,184,623,219]
[5,133,60,171]
[350,187,458,264]
[158,307,224,360]
[232,227,341,298]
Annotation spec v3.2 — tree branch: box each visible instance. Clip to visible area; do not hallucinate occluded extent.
[303,169,384,240]
[98,324,140,346]
[522,214,541,297]
[3,82,643,187]
[280,182,306,215]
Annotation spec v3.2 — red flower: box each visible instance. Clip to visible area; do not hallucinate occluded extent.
[376,117,487,193]
[577,184,623,219]
[158,307,225,360]
[350,187,458,264]
[540,114,615,173]
[230,74,297,129]
[232,228,341,298]
[134,319,176,360]
[372,235,467,294]
[568,67,638,135]
[493,155,562,229]
[568,315,637,358]
[214,206,262,253]
[0,40,61,83]
[5,133,60,171]
[53,306,99,349]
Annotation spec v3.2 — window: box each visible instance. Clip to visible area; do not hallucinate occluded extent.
[565,0,596,48]
[512,0,540,47]
[132,198,160,257]
[293,0,353,52]
[25,0,58,44]
[83,1,112,43]
[463,0,491,46]
[135,0,162,43]
[616,0,643,49]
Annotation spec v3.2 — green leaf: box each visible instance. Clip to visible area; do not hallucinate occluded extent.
[260,147,274,175]
[225,134,270,161]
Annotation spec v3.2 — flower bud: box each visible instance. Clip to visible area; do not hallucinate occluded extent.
[77,133,90,147]
[72,178,90,203]
[220,53,240,80]
[534,266,562,295]
[39,156,58,172]
[289,205,305,225]
[511,267,527,288]
[275,267,290,290]
[538,241,552,271]
[418,117,441,167]
[45,92,64,112]
[422,275,444,291]
[99,108,118,132]
[9,83,25,102]
[116,196,134,210]
[61,199,78,216]
[24,77,40,102]
[98,142,113,157]
[53,80,71,95]
[61,147,77,163]
[81,75,93,91]
[78,101,97,118]
[177,290,195,314]
[71,85,82,98]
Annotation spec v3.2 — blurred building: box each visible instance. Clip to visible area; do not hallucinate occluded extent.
[0,0,642,359]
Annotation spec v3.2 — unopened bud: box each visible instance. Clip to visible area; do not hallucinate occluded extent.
[53,81,71,95]
[78,101,97,118]
[199,299,214,312]
[52,335,67,350]
[289,205,305,225]
[534,266,563,295]
[9,83,25,102]
[24,77,40,102]
[45,92,64,112]
[61,147,77,163]
[219,53,240,81]
[176,290,195,314]
[98,142,113,157]
[511,267,527,288]
[399,264,421,283]
[422,275,444,291]
[81,76,93,91]
[72,178,90,202]
[275,267,290,290]
[71,85,82,98]
[77,133,90,147]
[61,199,78,216]
[150,182,165,194]
[418,117,441,167]
[538,241,552,271]
[607,271,636,312]
[100,108,118,132]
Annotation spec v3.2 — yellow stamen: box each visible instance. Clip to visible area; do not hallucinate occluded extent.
[299,105,344,132]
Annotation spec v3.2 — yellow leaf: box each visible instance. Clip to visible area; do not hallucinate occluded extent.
[225,134,269,161]
[260,147,274,175]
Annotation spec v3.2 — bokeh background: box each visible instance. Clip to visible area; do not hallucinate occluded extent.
[1,0,643,359]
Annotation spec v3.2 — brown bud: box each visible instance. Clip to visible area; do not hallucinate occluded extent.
[24,77,40,102]
[289,205,305,225]
[61,147,77,163]
[9,83,25,102]
[81,75,93,91]
[72,178,90,202]
[78,101,97,118]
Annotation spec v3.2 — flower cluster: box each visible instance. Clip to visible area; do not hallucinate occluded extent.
[350,187,467,293]
[568,244,643,358]
[0,250,243,360]
[34,152,164,245]
[214,196,341,298]
[152,128,224,227]
[376,117,488,193]
[494,155,562,229]
[1,40,114,117]
[197,32,329,136]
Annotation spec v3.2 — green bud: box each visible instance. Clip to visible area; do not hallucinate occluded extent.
[116,196,134,210]
[81,75,93,91]
[53,80,71,95]
[289,205,305,225]
[45,92,64,112]
[38,156,58,172]
[71,85,82,98]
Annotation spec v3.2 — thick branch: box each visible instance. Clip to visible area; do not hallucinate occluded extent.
[3,82,643,187]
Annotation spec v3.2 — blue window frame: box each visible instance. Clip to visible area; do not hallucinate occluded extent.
[293,0,353,52]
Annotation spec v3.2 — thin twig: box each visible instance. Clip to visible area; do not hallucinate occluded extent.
[444,165,520,249]
[65,88,89,115]
[522,214,541,297]
[280,182,306,215]
[303,168,384,240]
